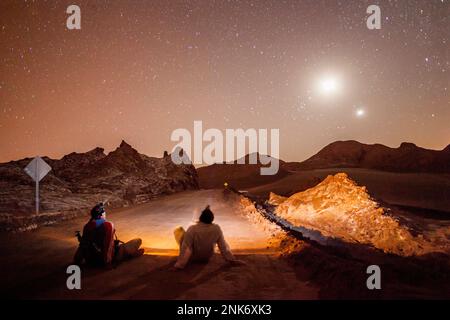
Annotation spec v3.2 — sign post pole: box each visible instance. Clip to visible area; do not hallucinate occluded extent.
[24,156,51,215]
[36,177,39,214]
[35,157,39,214]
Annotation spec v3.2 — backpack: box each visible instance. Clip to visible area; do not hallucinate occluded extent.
[75,230,103,266]
[75,231,124,265]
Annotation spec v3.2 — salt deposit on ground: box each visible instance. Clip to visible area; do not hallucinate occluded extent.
[238,197,286,248]
[269,173,447,256]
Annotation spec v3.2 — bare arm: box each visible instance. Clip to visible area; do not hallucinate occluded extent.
[174,246,192,269]
[217,226,236,262]
[174,230,193,269]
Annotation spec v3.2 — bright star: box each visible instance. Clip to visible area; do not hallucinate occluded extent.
[355,108,365,117]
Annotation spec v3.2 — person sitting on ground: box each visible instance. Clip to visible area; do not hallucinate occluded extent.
[173,205,243,270]
[73,203,144,268]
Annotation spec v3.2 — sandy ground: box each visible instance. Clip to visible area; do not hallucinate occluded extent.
[1,187,448,299]
[0,190,318,299]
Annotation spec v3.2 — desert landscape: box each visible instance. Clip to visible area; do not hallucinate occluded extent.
[1,140,449,299]
[1,1,448,303]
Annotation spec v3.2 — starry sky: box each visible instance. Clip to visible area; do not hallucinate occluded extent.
[0,0,449,163]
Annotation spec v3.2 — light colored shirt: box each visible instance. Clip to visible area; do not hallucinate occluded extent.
[175,222,235,269]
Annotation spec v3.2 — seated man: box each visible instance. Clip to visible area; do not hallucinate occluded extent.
[173,205,241,269]
[73,203,144,268]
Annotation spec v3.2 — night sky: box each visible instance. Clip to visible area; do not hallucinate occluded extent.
[0,0,449,163]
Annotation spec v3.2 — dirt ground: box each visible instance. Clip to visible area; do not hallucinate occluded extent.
[1,188,448,299]
[0,190,318,299]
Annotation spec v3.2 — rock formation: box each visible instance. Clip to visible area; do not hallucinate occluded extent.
[0,141,198,231]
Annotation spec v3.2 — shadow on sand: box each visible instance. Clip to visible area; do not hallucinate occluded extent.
[286,243,450,299]
[103,258,234,299]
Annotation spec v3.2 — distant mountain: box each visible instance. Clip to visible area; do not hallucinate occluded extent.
[197,141,450,190]
[286,141,450,173]
[0,141,198,231]
[197,153,289,189]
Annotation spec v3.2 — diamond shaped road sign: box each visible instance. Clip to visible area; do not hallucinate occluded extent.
[24,157,52,214]
[24,156,52,182]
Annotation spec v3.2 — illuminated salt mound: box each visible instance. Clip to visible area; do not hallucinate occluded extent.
[271,173,429,256]
[240,197,284,236]
[268,192,287,206]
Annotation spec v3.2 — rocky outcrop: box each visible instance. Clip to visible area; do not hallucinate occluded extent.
[0,141,198,231]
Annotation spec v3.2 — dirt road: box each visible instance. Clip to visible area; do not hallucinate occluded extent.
[0,190,318,299]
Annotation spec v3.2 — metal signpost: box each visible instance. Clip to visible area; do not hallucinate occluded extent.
[24,156,52,214]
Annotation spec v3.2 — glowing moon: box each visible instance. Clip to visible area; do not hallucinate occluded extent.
[317,75,340,96]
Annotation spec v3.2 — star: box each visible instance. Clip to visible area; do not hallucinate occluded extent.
[355,108,366,117]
